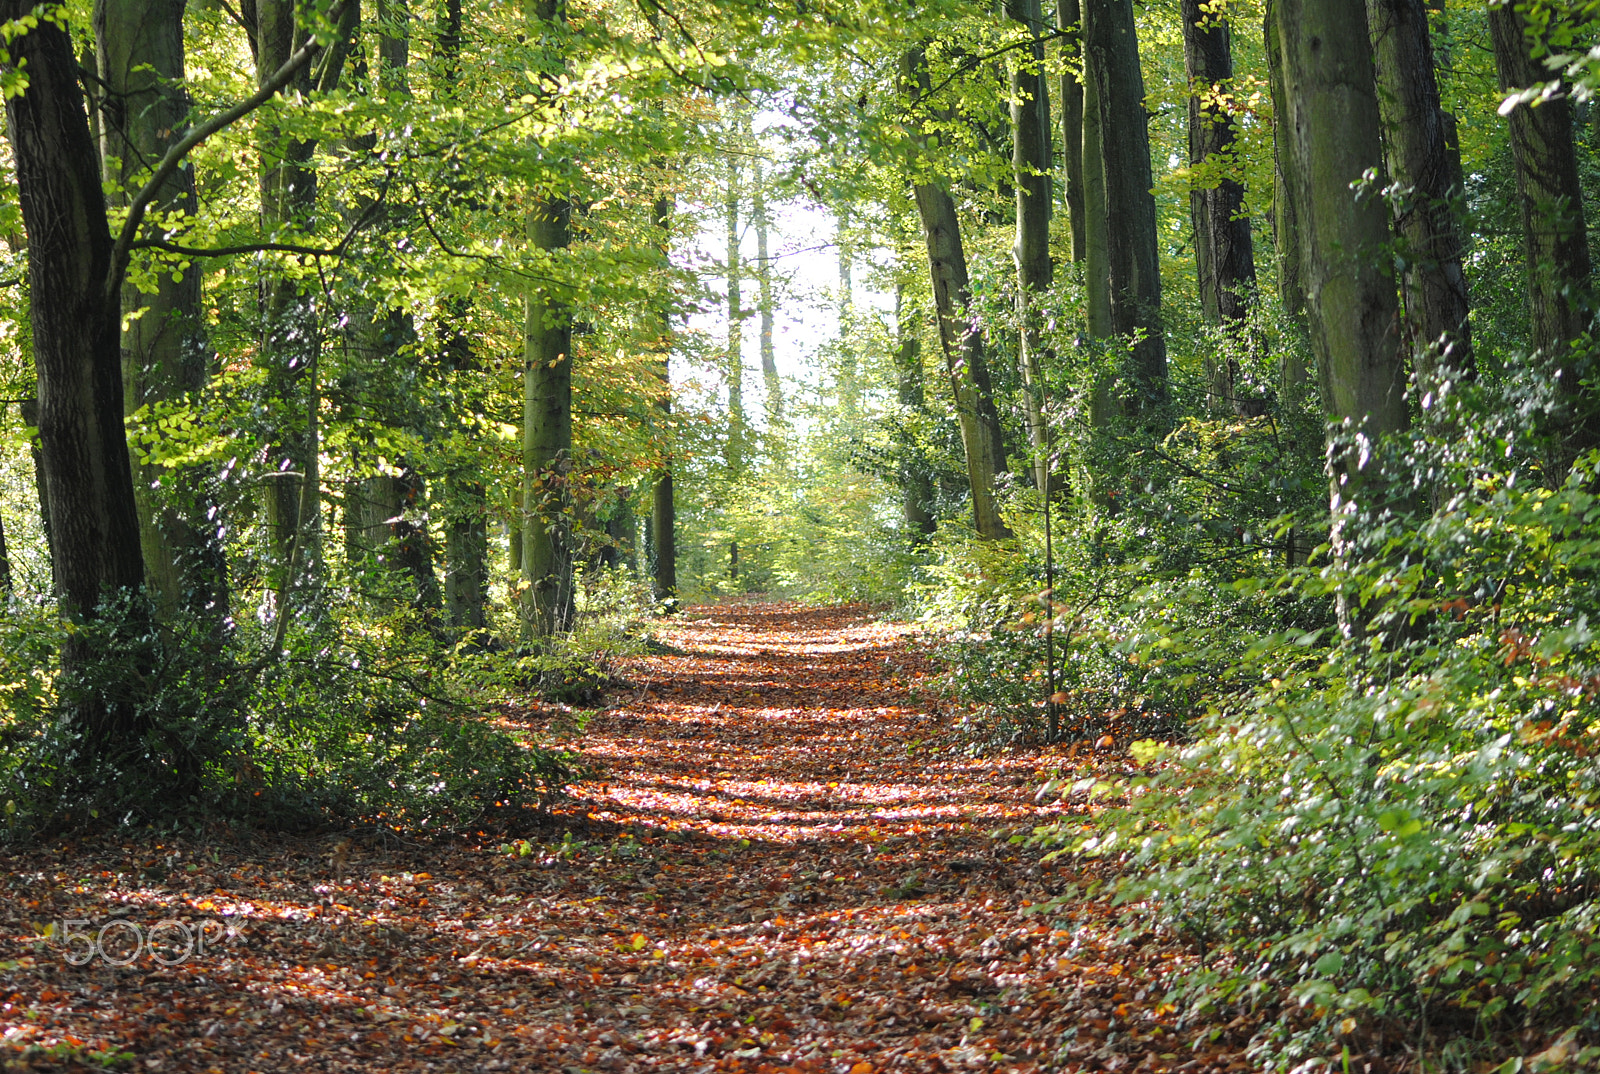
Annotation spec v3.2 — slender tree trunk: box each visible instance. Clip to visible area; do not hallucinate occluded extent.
[1489,0,1597,470]
[912,181,1013,540]
[837,207,859,418]
[752,154,782,431]
[1059,0,1087,263]
[1276,0,1409,631]
[1368,0,1475,394]
[895,289,937,541]
[95,0,228,628]
[518,0,576,638]
[433,0,486,634]
[1008,0,1055,496]
[1264,0,1309,394]
[649,194,677,605]
[1182,0,1256,412]
[725,150,746,474]
[1082,45,1113,339]
[901,46,1012,540]
[1085,0,1168,423]
[20,399,52,576]
[3,10,150,745]
[254,0,353,622]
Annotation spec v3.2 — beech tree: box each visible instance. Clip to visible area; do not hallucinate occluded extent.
[1276,0,1409,629]
[1489,0,1596,470]
[95,0,228,629]
[1368,0,1475,391]
[1181,0,1255,412]
[1085,0,1168,422]
[520,0,578,638]
[901,44,1012,541]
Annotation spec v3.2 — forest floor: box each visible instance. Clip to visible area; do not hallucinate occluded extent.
[0,601,1253,1074]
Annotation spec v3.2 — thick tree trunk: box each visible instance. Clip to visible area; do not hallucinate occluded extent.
[3,10,150,743]
[1059,0,1087,263]
[1368,0,1475,394]
[1489,0,1596,469]
[901,46,1012,539]
[95,0,228,628]
[1276,0,1409,630]
[1008,0,1055,496]
[1085,0,1168,423]
[1182,0,1257,412]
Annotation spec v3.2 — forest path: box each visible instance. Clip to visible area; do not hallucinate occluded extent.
[0,602,1228,1074]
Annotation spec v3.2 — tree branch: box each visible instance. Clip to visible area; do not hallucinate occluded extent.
[105,0,353,308]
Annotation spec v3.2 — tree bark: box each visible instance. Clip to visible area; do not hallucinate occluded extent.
[1182,0,1257,412]
[649,194,677,605]
[1081,32,1113,338]
[902,46,1013,540]
[895,290,937,541]
[1085,0,1169,423]
[1368,0,1475,394]
[95,0,229,628]
[1488,0,1596,469]
[1276,0,1410,630]
[752,153,783,432]
[254,0,354,620]
[1008,0,1055,496]
[518,0,576,638]
[1264,0,1309,394]
[1058,0,1087,263]
[3,10,150,743]
[725,147,746,474]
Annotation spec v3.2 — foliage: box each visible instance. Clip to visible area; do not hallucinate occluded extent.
[0,589,586,837]
[1025,377,1600,1067]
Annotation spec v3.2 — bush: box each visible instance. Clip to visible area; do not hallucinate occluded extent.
[1025,408,1600,1066]
[0,588,583,838]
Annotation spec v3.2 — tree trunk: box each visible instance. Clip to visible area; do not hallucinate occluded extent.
[1008,0,1055,496]
[3,10,150,744]
[518,0,576,638]
[433,0,486,635]
[649,194,677,606]
[95,0,229,628]
[752,154,783,432]
[1488,0,1596,470]
[837,207,859,418]
[1059,0,1087,263]
[1264,0,1309,394]
[254,0,354,621]
[1182,0,1257,412]
[1081,32,1113,338]
[1276,0,1409,630]
[895,290,937,541]
[1085,0,1168,422]
[1368,0,1475,395]
[901,46,1012,540]
[725,148,746,474]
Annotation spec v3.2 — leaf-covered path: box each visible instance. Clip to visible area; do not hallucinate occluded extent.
[1,602,1235,1073]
